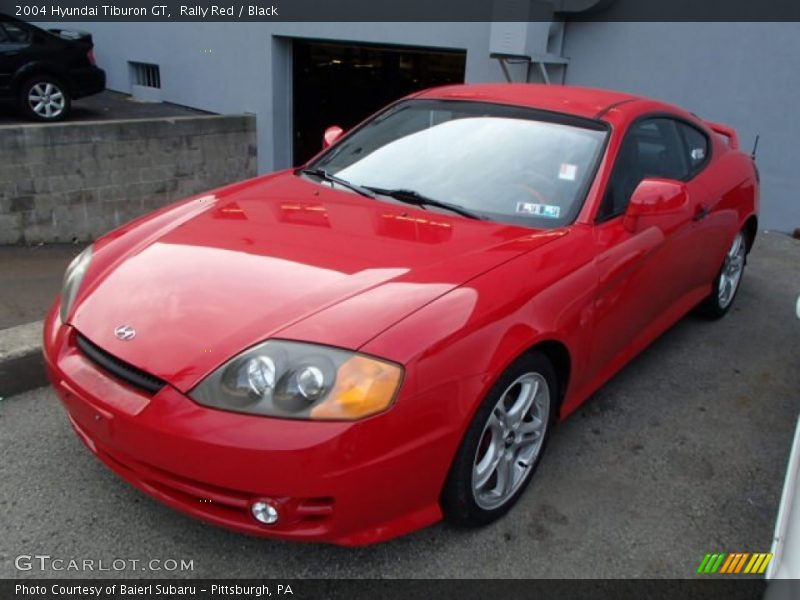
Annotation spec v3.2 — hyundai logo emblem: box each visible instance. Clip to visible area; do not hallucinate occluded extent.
[114,325,136,341]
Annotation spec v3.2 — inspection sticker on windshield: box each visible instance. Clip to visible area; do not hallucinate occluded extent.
[558,163,578,181]
[516,202,561,219]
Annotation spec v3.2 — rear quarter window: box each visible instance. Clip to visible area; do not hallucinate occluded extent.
[678,122,711,176]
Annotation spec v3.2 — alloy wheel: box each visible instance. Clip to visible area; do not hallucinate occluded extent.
[28,82,66,120]
[472,372,550,510]
[718,232,746,309]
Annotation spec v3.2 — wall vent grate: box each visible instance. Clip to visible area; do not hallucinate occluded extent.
[130,62,161,89]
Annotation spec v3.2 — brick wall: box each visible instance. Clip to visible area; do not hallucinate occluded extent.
[0,115,257,244]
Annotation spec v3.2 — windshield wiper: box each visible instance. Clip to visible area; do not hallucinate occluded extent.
[299,168,376,199]
[301,171,482,220]
[365,186,483,220]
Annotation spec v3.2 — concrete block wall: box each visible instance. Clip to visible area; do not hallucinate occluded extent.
[0,115,257,244]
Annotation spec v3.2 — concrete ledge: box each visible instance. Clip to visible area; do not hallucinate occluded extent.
[0,321,46,397]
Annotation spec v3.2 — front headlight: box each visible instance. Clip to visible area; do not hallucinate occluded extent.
[59,245,93,323]
[190,340,403,421]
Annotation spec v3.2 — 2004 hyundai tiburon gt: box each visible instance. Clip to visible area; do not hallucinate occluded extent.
[44,84,759,545]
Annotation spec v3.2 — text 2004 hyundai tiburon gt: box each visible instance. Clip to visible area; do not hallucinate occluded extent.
[44,84,758,545]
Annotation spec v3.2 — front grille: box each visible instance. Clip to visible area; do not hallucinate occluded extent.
[75,334,166,395]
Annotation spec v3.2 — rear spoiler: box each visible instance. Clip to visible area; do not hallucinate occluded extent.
[705,120,740,150]
[48,29,94,46]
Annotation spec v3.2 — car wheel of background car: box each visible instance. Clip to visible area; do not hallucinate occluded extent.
[698,230,748,320]
[441,350,557,526]
[20,77,71,122]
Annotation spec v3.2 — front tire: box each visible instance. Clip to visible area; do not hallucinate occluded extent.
[697,230,748,320]
[441,351,557,526]
[20,77,71,122]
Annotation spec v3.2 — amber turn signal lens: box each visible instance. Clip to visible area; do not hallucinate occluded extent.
[310,355,403,420]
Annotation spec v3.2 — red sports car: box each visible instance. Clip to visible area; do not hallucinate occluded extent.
[44,84,759,545]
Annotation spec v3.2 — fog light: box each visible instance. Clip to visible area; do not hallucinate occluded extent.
[250,501,279,525]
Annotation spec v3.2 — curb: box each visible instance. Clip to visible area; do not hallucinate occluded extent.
[0,321,46,398]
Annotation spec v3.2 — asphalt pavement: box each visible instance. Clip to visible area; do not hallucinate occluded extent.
[0,90,209,126]
[1,232,798,579]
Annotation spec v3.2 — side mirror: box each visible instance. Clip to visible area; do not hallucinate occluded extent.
[623,178,689,232]
[322,125,344,149]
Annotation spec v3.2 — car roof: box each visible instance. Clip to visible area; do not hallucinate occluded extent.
[416,83,646,120]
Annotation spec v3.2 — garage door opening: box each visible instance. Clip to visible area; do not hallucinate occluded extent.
[292,40,466,165]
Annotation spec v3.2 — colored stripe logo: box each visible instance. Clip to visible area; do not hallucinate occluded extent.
[697,552,772,574]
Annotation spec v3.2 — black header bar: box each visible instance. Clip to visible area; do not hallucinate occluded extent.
[2,0,800,22]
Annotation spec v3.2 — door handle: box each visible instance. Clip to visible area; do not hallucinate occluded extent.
[693,203,710,221]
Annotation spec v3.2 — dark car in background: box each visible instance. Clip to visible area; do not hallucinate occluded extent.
[0,14,105,121]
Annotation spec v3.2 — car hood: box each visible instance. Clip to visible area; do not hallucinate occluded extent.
[71,172,565,392]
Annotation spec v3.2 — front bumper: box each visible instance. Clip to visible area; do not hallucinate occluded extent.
[43,304,452,545]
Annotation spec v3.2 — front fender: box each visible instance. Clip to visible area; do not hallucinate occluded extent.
[360,226,598,430]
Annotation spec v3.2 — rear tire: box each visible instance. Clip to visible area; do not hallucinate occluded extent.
[697,230,748,320]
[441,351,557,526]
[20,76,71,122]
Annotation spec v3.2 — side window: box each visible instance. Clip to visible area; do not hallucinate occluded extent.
[597,117,690,222]
[0,26,8,44]
[678,122,710,176]
[1,23,32,44]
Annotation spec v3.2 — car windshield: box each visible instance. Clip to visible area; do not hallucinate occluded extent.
[307,99,608,228]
